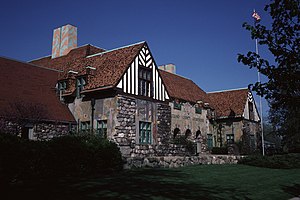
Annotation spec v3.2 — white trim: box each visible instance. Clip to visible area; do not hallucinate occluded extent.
[86,41,145,58]
[207,87,248,94]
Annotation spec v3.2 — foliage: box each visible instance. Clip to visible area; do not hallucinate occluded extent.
[237,0,300,151]
[172,135,196,155]
[211,147,228,155]
[239,153,300,169]
[0,133,123,185]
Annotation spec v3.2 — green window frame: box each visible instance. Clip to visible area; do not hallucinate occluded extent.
[97,120,107,138]
[207,134,213,149]
[195,107,202,114]
[173,101,181,110]
[139,121,152,144]
[80,121,90,133]
[226,134,234,144]
[58,81,67,92]
[76,77,86,98]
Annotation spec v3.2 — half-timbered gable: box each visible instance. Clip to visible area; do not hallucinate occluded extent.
[116,44,169,101]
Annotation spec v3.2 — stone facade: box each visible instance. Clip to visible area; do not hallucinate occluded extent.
[124,155,242,169]
[211,118,260,151]
[0,118,72,140]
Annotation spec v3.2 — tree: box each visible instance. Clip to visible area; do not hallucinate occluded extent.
[238,0,300,151]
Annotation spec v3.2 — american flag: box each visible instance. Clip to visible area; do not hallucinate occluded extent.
[252,10,261,22]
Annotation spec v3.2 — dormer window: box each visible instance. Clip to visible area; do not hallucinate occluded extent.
[58,81,67,92]
[138,67,153,97]
[173,99,181,110]
[76,77,86,98]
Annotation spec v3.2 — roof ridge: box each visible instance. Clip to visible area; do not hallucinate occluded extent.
[158,69,192,81]
[207,87,248,94]
[0,56,62,72]
[28,43,106,62]
[86,41,145,58]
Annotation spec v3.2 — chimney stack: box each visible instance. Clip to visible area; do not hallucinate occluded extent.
[52,24,77,58]
[158,64,176,74]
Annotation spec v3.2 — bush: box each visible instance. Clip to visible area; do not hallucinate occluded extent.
[211,147,228,155]
[172,136,196,155]
[0,133,123,184]
[238,154,300,169]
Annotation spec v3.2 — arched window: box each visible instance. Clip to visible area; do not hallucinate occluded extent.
[196,130,201,138]
[174,128,180,139]
[185,129,192,139]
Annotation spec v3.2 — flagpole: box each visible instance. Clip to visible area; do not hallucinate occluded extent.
[253,9,265,156]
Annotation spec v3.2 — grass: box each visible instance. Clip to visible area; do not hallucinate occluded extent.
[2,164,300,200]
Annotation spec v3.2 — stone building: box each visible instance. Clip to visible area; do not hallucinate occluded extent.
[30,24,199,157]
[0,57,76,140]
[1,24,261,159]
[207,88,260,152]
[159,67,213,153]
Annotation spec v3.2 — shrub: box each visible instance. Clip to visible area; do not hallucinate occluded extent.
[0,133,123,184]
[211,147,228,155]
[172,135,196,155]
[238,154,300,169]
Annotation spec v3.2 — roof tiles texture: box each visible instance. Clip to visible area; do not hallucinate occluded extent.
[208,89,248,118]
[30,42,145,92]
[159,70,208,103]
[0,57,75,122]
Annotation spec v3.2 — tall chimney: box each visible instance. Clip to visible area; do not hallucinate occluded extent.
[51,24,77,58]
[158,64,176,74]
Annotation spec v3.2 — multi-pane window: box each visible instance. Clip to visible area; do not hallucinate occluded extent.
[76,77,86,98]
[195,107,202,114]
[139,121,152,144]
[207,134,213,149]
[138,67,153,97]
[248,102,254,120]
[58,81,67,92]
[97,120,107,138]
[226,134,234,144]
[173,101,181,110]
[80,121,90,133]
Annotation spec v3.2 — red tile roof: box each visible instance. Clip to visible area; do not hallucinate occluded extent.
[0,57,75,123]
[30,42,145,93]
[159,70,208,103]
[208,88,248,118]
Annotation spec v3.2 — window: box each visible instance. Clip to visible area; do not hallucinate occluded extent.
[248,102,254,120]
[207,134,213,149]
[195,107,202,114]
[173,101,181,110]
[58,81,67,92]
[97,120,107,138]
[139,121,152,144]
[226,134,234,144]
[185,129,192,139]
[138,67,153,97]
[76,77,86,98]
[173,128,180,139]
[80,121,90,133]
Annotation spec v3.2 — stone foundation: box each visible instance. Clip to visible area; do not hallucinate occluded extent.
[124,154,241,169]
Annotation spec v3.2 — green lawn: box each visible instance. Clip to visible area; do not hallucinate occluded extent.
[3,165,300,200]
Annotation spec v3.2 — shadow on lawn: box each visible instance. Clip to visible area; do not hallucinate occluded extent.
[4,168,251,200]
[282,184,300,197]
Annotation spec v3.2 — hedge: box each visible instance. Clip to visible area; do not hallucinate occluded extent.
[0,133,123,184]
[238,153,300,169]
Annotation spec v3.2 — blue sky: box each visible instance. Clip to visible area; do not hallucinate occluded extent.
[0,0,273,116]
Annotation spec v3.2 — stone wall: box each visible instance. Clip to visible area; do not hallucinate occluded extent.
[124,155,241,169]
[0,118,73,140]
[34,122,72,140]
